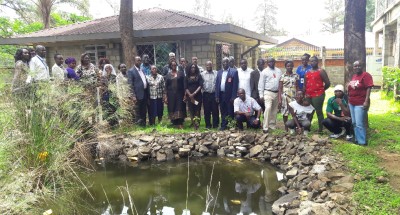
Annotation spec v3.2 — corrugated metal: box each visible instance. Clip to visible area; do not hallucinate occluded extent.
[15,8,221,38]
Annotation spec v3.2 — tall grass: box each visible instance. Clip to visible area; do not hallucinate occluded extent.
[0,78,96,213]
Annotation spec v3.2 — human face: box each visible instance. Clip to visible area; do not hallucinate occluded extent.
[171,62,177,70]
[190,64,196,75]
[143,55,149,64]
[257,59,264,71]
[180,58,186,66]
[30,50,36,57]
[295,91,304,103]
[22,49,30,62]
[353,61,362,74]
[310,58,318,69]
[68,61,76,69]
[229,59,235,68]
[222,59,229,70]
[83,55,90,65]
[240,60,247,71]
[301,56,309,66]
[55,55,64,66]
[334,90,344,98]
[192,57,198,65]
[151,66,157,75]
[119,64,127,73]
[285,62,294,73]
[105,66,112,76]
[134,57,141,67]
[37,47,46,58]
[206,61,212,71]
[238,90,246,101]
[267,58,275,69]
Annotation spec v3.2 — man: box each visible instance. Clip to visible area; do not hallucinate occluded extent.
[51,53,66,81]
[161,52,176,76]
[228,56,237,71]
[191,56,204,73]
[258,57,282,133]
[237,59,254,98]
[286,90,315,135]
[127,56,149,127]
[234,88,262,130]
[201,60,219,129]
[140,54,151,76]
[322,84,353,140]
[27,45,50,83]
[215,57,239,130]
[178,57,187,74]
[250,58,265,110]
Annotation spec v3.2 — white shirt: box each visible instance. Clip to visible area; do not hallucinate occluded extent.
[258,67,282,99]
[220,70,228,92]
[135,66,147,89]
[234,96,261,116]
[51,63,66,81]
[27,55,50,83]
[289,101,315,121]
[201,70,217,93]
[237,67,253,98]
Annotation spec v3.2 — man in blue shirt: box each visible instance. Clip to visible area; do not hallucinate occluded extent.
[296,53,311,90]
[322,85,353,140]
[140,54,151,76]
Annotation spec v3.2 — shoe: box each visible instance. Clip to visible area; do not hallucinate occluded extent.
[289,129,295,135]
[303,130,309,135]
[346,135,353,141]
[329,129,345,139]
[263,130,269,134]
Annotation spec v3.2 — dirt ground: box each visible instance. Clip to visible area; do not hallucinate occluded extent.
[377,150,400,191]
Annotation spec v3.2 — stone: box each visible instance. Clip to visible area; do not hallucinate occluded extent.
[271,151,280,158]
[210,142,219,150]
[301,153,315,165]
[152,144,162,151]
[329,193,347,204]
[156,151,166,162]
[311,204,331,214]
[320,191,329,199]
[311,164,326,174]
[286,168,298,179]
[236,146,248,153]
[217,148,225,157]
[377,176,389,183]
[139,146,151,155]
[199,145,209,154]
[272,192,298,215]
[263,142,270,148]
[160,138,174,145]
[164,148,174,161]
[202,141,213,146]
[278,186,288,195]
[126,148,139,157]
[337,175,354,184]
[242,134,255,144]
[178,148,191,157]
[139,135,154,142]
[331,183,354,193]
[325,171,346,181]
[249,145,263,157]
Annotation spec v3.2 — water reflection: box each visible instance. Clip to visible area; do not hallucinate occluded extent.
[74,157,280,215]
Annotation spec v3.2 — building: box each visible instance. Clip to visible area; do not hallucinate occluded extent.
[0,8,276,70]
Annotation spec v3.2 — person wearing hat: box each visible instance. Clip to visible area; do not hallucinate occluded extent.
[161,52,176,77]
[322,84,352,139]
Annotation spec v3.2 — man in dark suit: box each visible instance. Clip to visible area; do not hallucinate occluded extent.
[128,56,149,127]
[215,57,239,130]
[250,58,266,110]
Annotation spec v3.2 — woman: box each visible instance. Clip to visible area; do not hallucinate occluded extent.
[304,56,330,132]
[147,65,166,125]
[98,58,111,72]
[165,61,186,129]
[11,48,31,93]
[278,60,299,131]
[100,64,119,126]
[347,61,373,146]
[65,57,79,80]
[286,91,315,135]
[185,63,203,130]
[115,63,133,125]
[296,53,311,90]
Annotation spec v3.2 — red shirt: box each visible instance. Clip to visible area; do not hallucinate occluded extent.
[347,71,374,105]
[305,69,325,98]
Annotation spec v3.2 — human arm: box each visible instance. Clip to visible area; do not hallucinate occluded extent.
[363,87,372,110]
[231,71,239,103]
[278,80,283,109]
[127,69,137,102]
[258,71,265,101]
[288,103,302,132]
[320,69,331,90]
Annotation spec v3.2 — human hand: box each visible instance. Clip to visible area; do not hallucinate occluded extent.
[335,98,342,105]
[363,100,370,110]
[132,97,137,103]
[253,118,260,125]
[278,101,282,109]
[296,127,303,135]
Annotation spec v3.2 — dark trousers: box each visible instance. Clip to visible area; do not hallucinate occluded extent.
[286,119,311,131]
[148,98,163,125]
[203,92,219,128]
[235,114,260,129]
[322,117,352,135]
[219,92,234,129]
[135,94,147,127]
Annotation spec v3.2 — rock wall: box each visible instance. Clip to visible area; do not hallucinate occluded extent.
[91,131,355,215]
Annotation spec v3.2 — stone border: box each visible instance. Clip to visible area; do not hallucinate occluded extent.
[92,131,355,214]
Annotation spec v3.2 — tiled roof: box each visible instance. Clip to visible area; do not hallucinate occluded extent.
[16,7,222,38]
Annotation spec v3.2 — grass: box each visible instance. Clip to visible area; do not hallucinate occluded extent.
[332,89,400,214]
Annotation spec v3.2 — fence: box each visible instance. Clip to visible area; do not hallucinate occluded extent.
[262,47,374,60]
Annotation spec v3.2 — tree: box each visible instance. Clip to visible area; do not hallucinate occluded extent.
[344,0,366,83]
[0,0,89,29]
[119,0,135,68]
[321,0,345,33]
[253,0,286,36]
[105,0,120,15]
[365,0,375,32]
[192,0,213,19]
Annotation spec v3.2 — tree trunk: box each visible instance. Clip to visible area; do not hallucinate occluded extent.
[344,0,366,84]
[119,0,136,68]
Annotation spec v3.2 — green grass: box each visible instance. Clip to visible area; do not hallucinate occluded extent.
[332,90,400,214]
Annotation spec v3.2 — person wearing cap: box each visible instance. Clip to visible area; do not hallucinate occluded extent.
[161,52,176,77]
[322,85,352,139]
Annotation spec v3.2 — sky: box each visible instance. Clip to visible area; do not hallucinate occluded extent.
[87,0,327,36]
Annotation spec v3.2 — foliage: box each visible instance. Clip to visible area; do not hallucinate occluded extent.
[193,0,213,19]
[321,0,344,33]
[51,12,91,27]
[382,66,400,91]
[365,0,375,32]
[253,0,287,36]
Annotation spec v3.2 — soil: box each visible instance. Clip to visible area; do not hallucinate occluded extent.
[377,150,400,191]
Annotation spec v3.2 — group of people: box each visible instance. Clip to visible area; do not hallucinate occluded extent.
[11,46,373,146]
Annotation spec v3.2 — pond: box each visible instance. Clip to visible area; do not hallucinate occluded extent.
[49,157,282,215]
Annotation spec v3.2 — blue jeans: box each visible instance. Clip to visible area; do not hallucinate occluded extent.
[349,104,367,145]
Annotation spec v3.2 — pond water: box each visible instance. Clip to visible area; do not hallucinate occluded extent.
[52,157,282,215]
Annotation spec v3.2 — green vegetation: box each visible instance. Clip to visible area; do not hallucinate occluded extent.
[332,91,400,214]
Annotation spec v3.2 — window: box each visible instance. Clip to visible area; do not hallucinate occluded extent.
[84,45,107,65]
[136,42,177,72]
